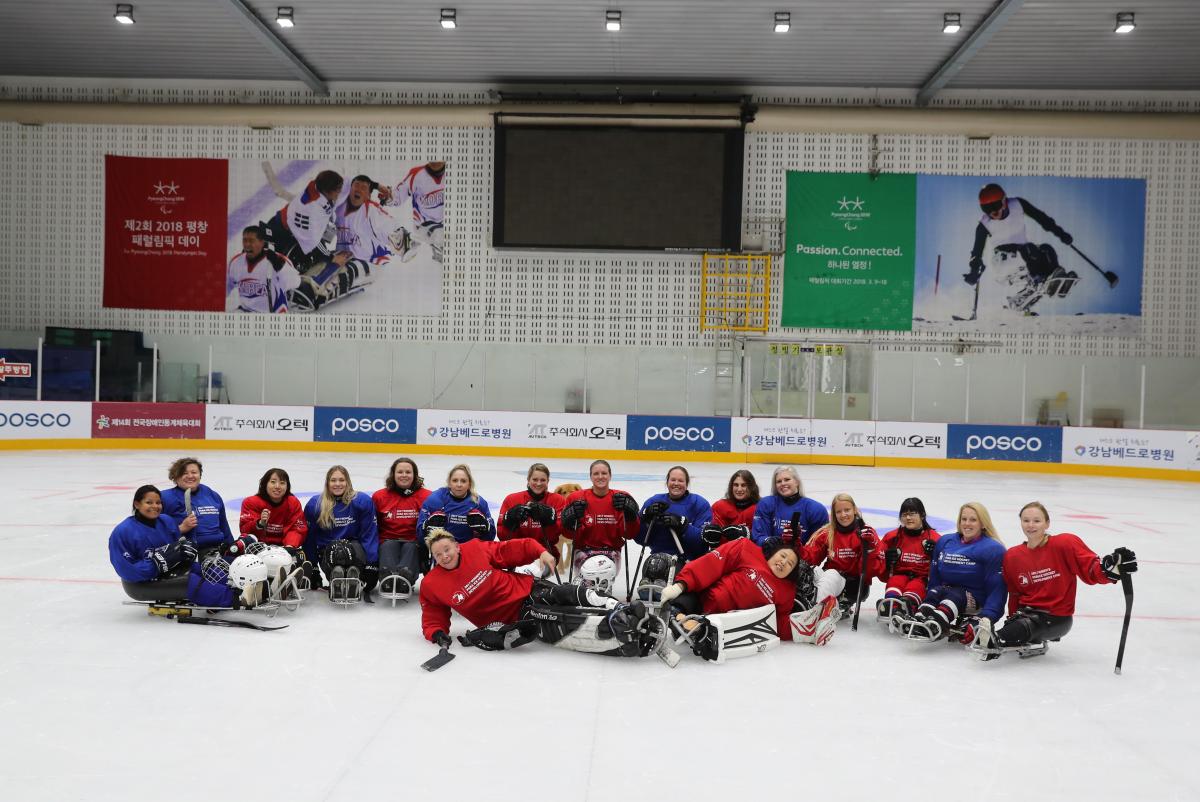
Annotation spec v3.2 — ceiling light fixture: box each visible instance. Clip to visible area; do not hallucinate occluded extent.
[275,7,294,28]
[774,12,790,34]
[114,4,134,25]
[942,12,961,34]
[606,10,621,32]
[440,8,457,29]
[1114,12,1135,34]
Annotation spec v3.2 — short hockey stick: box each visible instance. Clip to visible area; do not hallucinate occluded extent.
[176,616,287,632]
[627,520,655,602]
[1114,572,1134,675]
[421,645,455,672]
[851,536,869,632]
[1069,243,1119,288]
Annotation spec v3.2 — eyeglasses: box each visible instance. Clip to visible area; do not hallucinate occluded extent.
[900,511,922,517]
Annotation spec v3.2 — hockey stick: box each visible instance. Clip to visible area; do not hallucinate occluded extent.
[1114,572,1134,675]
[623,538,633,602]
[421,645,455,672]
[851,533,869,632]
[1068,243,1119,288]
[177,616,287,632]
[184,488,192,517]
[262,161,296,202]
[627,520,655,602]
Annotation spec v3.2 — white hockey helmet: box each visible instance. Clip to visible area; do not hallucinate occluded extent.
[256,545,294,574]
[580,554,618,594]
[227,554,270,589]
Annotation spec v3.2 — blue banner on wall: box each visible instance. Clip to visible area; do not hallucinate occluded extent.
[314,407,417,444]
[626,415,732,452]
[947,424,1062,463]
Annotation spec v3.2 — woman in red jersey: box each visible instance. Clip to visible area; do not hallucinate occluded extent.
[560,460,639,578]
[972,501,1137,659]
[239,468,307,551]
[875,497,941,621]
[372,457,432,596]
[702,469,760,551]
[497,462,566,553]
[801,492,881,612]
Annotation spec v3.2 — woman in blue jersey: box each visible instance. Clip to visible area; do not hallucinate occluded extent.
[898,501,1006,643]
[750,466,828,548]
[417,463,497,544]
[635,465,712,563]
[303,465,379,599]
[110,485,197,601]
[160,457,233,555]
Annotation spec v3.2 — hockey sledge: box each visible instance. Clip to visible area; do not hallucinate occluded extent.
[328,566,364,608]
[378,573,414,607]
[124,601,288,631]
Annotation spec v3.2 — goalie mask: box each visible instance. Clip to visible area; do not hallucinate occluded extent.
[580,555,617,595]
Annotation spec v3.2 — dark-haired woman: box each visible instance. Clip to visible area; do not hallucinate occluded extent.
[635,466,711,562]
[160,456,233,554]
[110,485,196,601]
[876,497,940,621]
[498,463,566,553]
[704,469,760,551]
[373,457,432,593]
[239,468,307,551]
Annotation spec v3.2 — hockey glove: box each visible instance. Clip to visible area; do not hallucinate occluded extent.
[1057,230,1073,246]
[701,523,723,550]
[466,510,490,537]
[961,617,993,648]
[224,535,257,558]
[424,510,448,532]
[611,492,639,522]
[856,524,877,553]
[923,538,936,556]
[963,257,984,286]
[788,512,803,543]
[529,502,556,526]
[502,504,530,529]
[641,501,670,523]
[1101,547,1137,581]
[660,583,685,604]
[658,513,687,532]
[885,548,901,573]
[432,630,452,649]
[562,499,588,530]
[722,525,749,541]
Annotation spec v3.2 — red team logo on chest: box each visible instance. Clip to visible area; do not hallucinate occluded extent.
[1018,573,1031,587]
[451,591,466,605]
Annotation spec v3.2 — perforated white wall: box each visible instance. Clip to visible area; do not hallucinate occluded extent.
[1,92,1198,361]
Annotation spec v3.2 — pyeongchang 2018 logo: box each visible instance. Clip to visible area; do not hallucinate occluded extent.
[948,425,1062,463]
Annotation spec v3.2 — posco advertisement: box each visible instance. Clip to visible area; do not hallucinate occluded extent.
[947,424,1062,463]
[627,415,732,452]
[314,406,417,444]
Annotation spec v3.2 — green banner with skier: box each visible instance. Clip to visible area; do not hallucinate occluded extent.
[783,172,1145,334]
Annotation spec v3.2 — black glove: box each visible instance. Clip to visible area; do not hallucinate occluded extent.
[529,502,556,526]
[432,630,452,649]
[467,510,490,536]
[224,535,257,558]
[503,504,530,529]
[701,523,722,549]
[885,548,901,573]
[722,525,748,541]
[425,510,448,532]
[963,257,984,286]
[562,499,587,530]
[611,493,638,522]
[641,501,670,523]
[152,537,197,574]
[658,513,686,532]
[922,538,936,556]
[1101,547,1137,581]
[1057,230,1073,246]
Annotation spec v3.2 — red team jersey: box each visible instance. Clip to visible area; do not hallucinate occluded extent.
[238,495,307,549]
[801,525,881,577]
[562,489,640,551]
[372,487,432,542]
[497,490,566,548]
[675,538,798,640]
[710,499,757,531]
[419,538,546,641]
[1002,533,1112,617]
[878,526,941,579]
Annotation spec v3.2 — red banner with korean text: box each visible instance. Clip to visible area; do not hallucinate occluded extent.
[91,402,206,439]
[103,156,227,311]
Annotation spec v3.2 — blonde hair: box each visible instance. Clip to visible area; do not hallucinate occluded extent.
[317,465,355,530]
[424,526,456,551]
[819,492,862,560]
[959,501,1003,546]
[447,463,479,503]
[771,465,803,496]
[554,482,582,498]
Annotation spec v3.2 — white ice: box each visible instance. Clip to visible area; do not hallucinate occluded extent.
[0,449,1196,802]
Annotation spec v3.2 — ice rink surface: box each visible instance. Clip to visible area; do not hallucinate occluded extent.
[1,448,1196,802]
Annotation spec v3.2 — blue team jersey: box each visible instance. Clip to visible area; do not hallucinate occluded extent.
[303,491,379,563]
[108,514,183,583]
[751,495,829,547]
[161,484,233,549]
[635,491,712,561]
[416,488,497,544]
[927,532,1007,621]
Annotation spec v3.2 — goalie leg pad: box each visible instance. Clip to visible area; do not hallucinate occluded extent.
[524,605,641,657]
[791,596,841,646]
[695,604,780,664]
[458,620,539,651]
